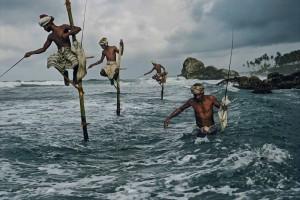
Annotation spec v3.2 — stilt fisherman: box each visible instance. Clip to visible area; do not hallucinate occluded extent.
[144,62,168,85]
[88,37,124,85]
[24,14,81,85]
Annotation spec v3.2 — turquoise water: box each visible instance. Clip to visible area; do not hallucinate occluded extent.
[0,77,299,199]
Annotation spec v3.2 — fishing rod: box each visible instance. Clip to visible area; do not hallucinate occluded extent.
[0,57,25,79]
[80,0,88,47]
[218,29,234,132]
[224,30,234,98]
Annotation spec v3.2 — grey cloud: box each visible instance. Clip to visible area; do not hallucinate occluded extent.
[208,0,300,46]
[164,0,300,59]
[0,0,65,26]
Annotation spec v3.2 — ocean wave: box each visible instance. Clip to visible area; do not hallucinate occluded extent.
[0,81,64,88]
[0,81,22,88]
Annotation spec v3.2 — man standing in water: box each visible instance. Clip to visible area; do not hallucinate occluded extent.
[24,14,81,85]
[144,62,168,85]
[88,37,124,85]
[164,83,226,137]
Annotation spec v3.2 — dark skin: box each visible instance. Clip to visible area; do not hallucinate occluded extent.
[24,21,81,57]
[164,91,222,129]
[88,40,124,69]
[144,63,166,76]
[144,63,167,84]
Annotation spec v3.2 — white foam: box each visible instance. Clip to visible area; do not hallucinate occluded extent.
[34,175,116,196]
[259,144,291,163]
[194,136,210,144]
[177,154,197,165]
[0,81,21,88]
[109,178,156,200]
[21,81,64,86]
[0,81,64,88]
[38,164,70,175]
[246,177,254,185]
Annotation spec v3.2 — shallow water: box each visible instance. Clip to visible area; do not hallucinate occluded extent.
[0,77,299,199]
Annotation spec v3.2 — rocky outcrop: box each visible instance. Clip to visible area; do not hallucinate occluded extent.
[179,57,239,80]
[180,57,205,79]
[217,71,300,93]
[267,71,300,89]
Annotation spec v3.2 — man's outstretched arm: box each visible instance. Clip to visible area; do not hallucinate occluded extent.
[24,36,52,57]
[88,53,105,69]
[144,67,155,76]
[164,100,191,128]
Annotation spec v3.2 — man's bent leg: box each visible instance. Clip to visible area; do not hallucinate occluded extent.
[63,70,70,86]
[73,65,79,84]
[100,69,108,77]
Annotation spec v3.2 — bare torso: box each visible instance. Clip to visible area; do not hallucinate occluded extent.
[103,46,118,62]
[49,25,72,49]
[188,96,217,127]
[153,64,163,74]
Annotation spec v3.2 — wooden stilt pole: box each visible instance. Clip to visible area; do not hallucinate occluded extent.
[116,40,123,116]
[116,75,121,116]
[161,84,164,100]
[65,0,89,141]
[78,82,88,141]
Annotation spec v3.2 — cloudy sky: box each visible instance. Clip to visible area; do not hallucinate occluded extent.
[0,0,299,81]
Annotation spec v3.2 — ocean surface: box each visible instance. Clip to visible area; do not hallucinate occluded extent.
[0,77,300,200]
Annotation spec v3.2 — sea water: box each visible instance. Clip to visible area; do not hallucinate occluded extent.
[0,77,299,199]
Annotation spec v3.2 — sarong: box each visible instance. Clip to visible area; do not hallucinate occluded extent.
[47,47,78,72]
[152,72,167,84]
[197,124,218,137]
[103,61,119,80]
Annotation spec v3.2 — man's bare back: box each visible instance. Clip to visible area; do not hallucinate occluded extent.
[144,62,168,85]
[144,63,165,76]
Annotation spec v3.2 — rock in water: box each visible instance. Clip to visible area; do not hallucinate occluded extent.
[179,57,239,80]
[181,57,205,79]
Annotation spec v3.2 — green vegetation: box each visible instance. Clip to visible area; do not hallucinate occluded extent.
[244,50,300,75]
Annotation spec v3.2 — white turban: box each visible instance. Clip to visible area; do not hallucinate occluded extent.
[191,83,204,95]
[39,16,52,27]
[99,37,108,46]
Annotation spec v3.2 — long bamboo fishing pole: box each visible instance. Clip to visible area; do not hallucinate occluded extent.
[65,0,89,141]
[0,57,25,79]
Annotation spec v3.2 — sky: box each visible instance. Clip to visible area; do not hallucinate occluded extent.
[0,0,299,81]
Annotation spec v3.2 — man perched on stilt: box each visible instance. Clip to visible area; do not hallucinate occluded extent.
[24,14,82,85]
[88,37,124,86]
[144,62,168,85]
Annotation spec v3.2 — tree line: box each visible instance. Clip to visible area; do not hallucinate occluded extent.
[243,49,300,74]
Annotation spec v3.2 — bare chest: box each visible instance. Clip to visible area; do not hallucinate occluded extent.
[191,99,213,114]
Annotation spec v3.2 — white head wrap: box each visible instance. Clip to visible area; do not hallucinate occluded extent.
[39,16,52,27]
[191,83,204,95]
[99,37,108,46]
